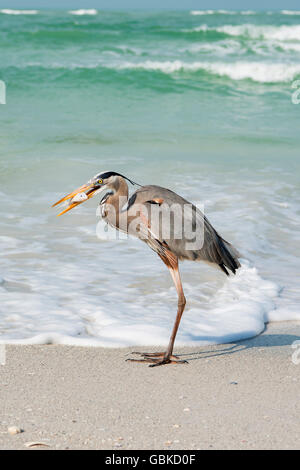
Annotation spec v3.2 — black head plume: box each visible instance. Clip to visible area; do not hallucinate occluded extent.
[98,171,142,187]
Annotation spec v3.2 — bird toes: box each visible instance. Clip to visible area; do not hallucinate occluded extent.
[126,352,188,366]
[149,358,188,367]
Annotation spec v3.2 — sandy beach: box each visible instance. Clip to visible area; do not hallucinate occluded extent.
[1,321,299,450]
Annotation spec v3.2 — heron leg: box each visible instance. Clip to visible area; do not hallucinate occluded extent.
[127,259,188,367]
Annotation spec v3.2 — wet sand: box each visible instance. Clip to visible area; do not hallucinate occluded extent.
[1,321,299,450]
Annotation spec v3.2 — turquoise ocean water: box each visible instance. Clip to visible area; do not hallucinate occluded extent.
[0,9,299,346]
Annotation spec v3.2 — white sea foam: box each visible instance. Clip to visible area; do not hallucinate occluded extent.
[69,9,98,16]
[281,10,300,15]
[190,10,237,15]
[116,60,300,83]
[0,170,299,348]
[0,259,280,347]
[14,58,300,83]
[217,10,236,14]
[190,10,216,15]
[190,24,300,41]
[201,61,300,82]
[275,42,300,52]
[0,9,38,15]
[220,24,300,41]
[190,10,255,15]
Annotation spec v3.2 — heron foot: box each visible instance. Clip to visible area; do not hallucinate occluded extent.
[126,352,188,367]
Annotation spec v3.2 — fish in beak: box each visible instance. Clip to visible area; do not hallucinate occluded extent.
[52,181,101,216]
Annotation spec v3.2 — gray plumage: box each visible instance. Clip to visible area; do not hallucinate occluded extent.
[121,184,241,276]
[53,171,241,367]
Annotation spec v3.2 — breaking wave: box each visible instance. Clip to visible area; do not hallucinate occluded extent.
[190,10,256,16]
[0,9,38,15]
[116,60,300,83]
[68,9,98,16]
[189,24,300,41]
[281,10,300,15]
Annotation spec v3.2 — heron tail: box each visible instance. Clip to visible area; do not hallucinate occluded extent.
[218,237,241,276]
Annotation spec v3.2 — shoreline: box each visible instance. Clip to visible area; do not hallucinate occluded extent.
[1,321,300,450]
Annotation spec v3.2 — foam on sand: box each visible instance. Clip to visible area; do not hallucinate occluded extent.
[0,172,299,348]
[0,261,281,347]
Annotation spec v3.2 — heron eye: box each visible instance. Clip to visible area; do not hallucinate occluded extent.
[98,179,103,184]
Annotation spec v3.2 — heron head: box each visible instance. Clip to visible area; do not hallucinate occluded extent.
[52,171,137,216]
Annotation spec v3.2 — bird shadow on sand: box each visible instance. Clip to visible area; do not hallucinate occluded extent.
[174,332,300,362]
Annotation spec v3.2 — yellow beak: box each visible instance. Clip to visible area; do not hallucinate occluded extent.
[52,182,99,216]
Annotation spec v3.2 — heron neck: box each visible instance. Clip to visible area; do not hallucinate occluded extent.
[104,177,129,227]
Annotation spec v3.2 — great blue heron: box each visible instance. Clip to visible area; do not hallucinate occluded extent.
[53,171,241,367]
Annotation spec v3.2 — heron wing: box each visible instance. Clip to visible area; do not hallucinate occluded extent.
[125,185,241,273]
